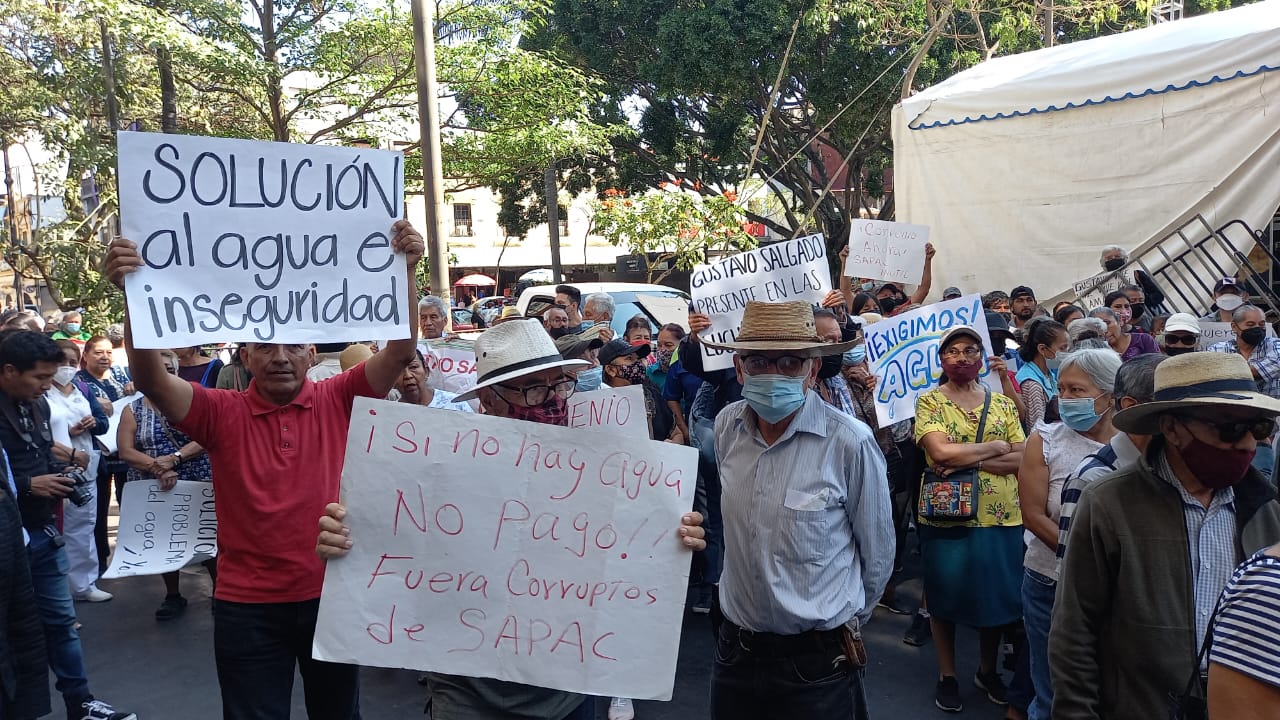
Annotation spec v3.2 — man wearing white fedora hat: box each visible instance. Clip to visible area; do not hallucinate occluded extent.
[701,300,894,720]
[317,318,706,720]
[1051,352,1280,720]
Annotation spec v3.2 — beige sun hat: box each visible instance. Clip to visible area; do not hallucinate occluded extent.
[699,301,858,356]
[455,319,589,401]
[1112,352,1280,434]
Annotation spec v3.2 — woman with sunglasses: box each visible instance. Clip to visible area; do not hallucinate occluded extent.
[1016,348,1121,720]
[914,326,1026,713]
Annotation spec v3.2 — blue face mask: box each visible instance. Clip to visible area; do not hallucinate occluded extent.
[843,346,867,366]
[65,323,81,334]
[741,373,808,423]
[1045,357,1062,373]
[575,366,602,392]
[1059,395,1106,432]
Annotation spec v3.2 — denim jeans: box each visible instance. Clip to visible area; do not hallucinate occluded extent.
[1022,568,1057,720]
[709,622,869,720]
[214,598,360,720]
[26,528,91,704]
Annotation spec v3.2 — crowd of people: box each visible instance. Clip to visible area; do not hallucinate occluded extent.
[1,232,1278,720]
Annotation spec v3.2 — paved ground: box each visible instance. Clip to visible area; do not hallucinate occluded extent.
[62,510,1005,719]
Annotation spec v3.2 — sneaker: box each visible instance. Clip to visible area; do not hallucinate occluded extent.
[75,697,137,720]
[903,611,932,646]
[73,587,113,603]
[876,595,911,615]
[974,669,1009,705]
[608,697,635,720]
[155,594,188,621]
[935,676,963,713]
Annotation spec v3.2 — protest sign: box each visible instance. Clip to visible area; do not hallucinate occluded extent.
[102,480,216,579]
[845,220,929,285]
[420,337,478,398]
[313,399,698,700]
[1198,320,1275,349]
[566,384,648,440]
[98,392,143,454]
[117,131,408,348]
[689,234,831,371]
[863,294,999,426]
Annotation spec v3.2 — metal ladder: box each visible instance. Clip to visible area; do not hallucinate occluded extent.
[1069,214,1280,322]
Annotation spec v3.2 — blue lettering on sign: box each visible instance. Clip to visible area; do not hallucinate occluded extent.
[867,298,990,419]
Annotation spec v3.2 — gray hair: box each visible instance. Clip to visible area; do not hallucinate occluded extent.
[1068,317,1109,349]
[1058,348,1122,394]
[1113,353,1166,410]
[1088,307,1118,324]
[1099,245,1128,268]
[583,292,615,319]
[418,295,448,315]
[1233,304,1264,324]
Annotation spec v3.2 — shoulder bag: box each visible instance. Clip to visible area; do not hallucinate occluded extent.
[918,389,991,522]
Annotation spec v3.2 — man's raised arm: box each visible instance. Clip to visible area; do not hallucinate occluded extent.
[363,219,425,396]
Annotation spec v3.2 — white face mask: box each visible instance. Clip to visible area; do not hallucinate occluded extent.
[54,366,77,387]
[1217,294,1244,312]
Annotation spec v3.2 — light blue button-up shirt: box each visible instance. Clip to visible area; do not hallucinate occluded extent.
[715,391,895,634]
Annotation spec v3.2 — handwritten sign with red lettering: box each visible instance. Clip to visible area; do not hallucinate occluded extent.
[566,384,647,440]
[420,338,478,398]
[312,398,698,700]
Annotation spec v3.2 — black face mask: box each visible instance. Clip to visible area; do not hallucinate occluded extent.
[818,353,842,380]
[1164,346,1197,356]
[1241,327,1267,346]
[1130,302,1146,320]
[1103,258,1125,272]
[878,296,903,315]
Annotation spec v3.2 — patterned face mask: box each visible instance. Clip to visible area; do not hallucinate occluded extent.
[499,395,569,426]
[654,349,675,371]
[613,361,647,385]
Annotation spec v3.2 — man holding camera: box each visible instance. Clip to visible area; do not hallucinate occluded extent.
[0,330,134,720]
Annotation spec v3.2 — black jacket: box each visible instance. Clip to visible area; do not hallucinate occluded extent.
[0,480,49,720]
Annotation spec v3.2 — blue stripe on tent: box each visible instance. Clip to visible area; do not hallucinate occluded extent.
[909,63,1280,130]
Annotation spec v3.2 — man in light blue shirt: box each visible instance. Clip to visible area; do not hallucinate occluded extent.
[701,301,894,720]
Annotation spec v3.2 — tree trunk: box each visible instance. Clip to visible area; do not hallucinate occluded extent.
[260,2,290,142]
[158,46,178,133]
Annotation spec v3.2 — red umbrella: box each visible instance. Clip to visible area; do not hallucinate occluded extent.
[454,273,496,286]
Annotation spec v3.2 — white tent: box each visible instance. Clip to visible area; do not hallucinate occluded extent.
[892,0,1280,300]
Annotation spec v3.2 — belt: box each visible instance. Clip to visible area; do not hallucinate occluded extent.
[721,619,844,656]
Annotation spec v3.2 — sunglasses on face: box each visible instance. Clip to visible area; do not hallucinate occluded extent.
[1176,415,1276,443]
[1161,333,1199,347]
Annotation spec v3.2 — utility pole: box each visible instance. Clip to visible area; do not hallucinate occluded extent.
[544,165,564,282]
[100,20,120,134]
[1043,0,1054,46]
[411,0,451,315]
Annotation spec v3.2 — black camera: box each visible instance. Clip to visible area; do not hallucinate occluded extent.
[64,467,93,508]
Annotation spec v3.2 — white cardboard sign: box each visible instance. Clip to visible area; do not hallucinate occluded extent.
[118,131,408,348]
[420,339,478,398]
[312,399,698,700]
[689,234,831,371]
[566,384,648,440]
[863,294,999,426]
[844,219,929,285]
[100,392,143,454]
[102,480,217,579]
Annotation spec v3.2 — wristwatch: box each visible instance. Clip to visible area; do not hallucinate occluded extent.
[171,451,183,466]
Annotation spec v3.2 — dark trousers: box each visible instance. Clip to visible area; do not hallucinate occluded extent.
[213,598,360,720]
[92,469,125,575]
[709,621,869,720]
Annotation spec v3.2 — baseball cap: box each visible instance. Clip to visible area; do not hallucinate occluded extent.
[598,338,650,365]
[554,331,605,360]
[1010,285,1036,301]
[984,310,1014,340]
[941,286,962,300]
[1214,278,1245,295]
[939,325,985,348]
[1164,313,1201,335]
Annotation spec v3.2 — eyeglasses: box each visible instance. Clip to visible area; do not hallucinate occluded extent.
[1161,333,1199,347]
[1176,415,1276,443]
[941,346,983,360]
[740,354,810,377]
[495,379,576,406]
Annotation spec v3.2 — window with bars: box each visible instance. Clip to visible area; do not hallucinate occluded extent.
[558,205,569,236]
[453,203,473,236]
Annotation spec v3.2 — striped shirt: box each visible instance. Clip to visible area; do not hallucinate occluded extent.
[715,391,895,634]
[1210,549,1280,688]
[1058,433,1142,560]
[1207,337,1280,399]
[1153,452,1238,661]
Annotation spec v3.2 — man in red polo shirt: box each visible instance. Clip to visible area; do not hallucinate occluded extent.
[104,220,424,720]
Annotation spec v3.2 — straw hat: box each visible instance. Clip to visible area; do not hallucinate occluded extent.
[456,319,588,401]
[699,301,857,356]
[1112,352,1280,434]
[339,343,373,371]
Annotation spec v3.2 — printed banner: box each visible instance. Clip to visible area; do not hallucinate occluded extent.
[102,480,216,579]
[844,219,929,285]
[863,294,999,426]
[313,399,698,700]
[566,384,648,440]
[99,392,143,455]
[118,131,408,348]
[690,234,831,371]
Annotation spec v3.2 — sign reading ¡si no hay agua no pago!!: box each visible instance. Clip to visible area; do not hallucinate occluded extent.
[311,399,698,701]
[117,131,408,349]
[863,294,1000,427]
[689,234,831,372]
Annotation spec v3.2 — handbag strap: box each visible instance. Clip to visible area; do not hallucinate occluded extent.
[974,389,993,444]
